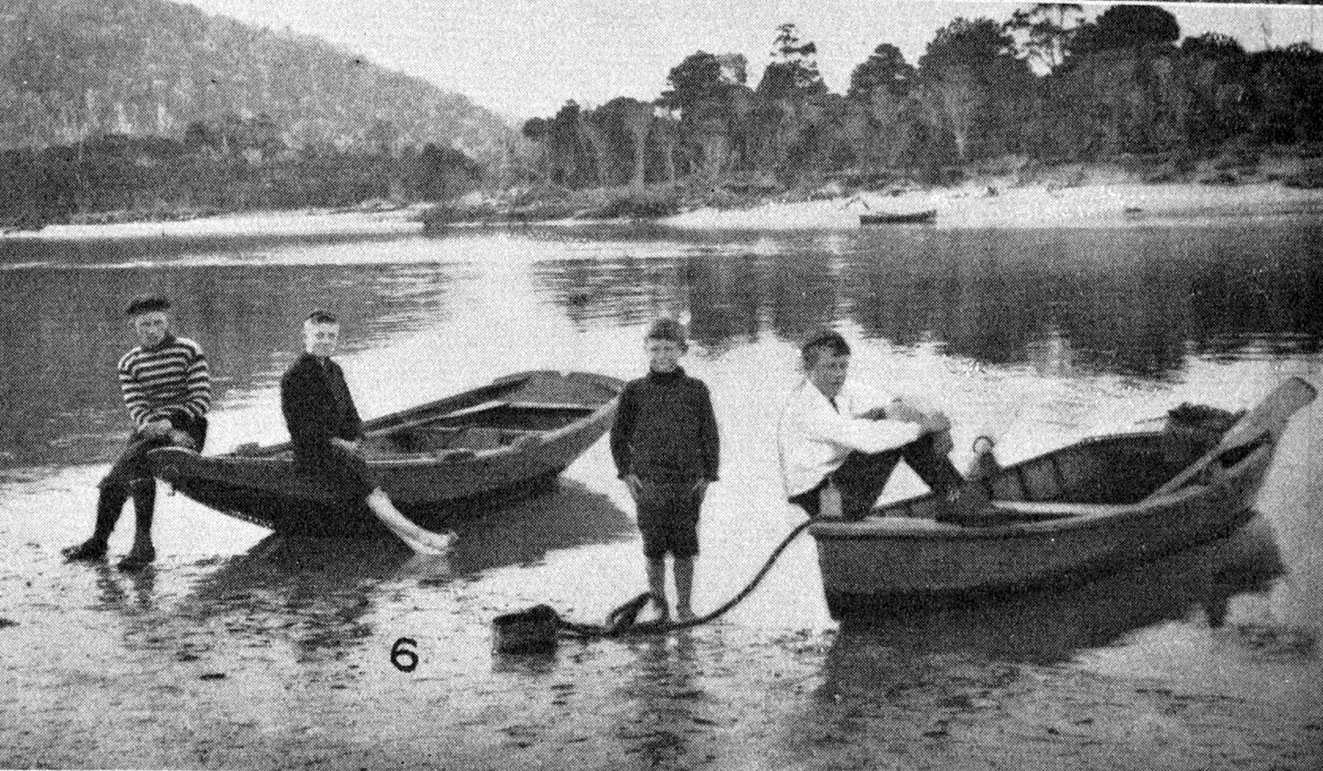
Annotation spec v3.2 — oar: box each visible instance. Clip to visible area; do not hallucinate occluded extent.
[1145,377,1316,501]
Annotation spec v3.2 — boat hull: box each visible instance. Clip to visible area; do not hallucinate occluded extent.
[812,432,1276,619]
[150,370,622,536]
[859,209,937,225]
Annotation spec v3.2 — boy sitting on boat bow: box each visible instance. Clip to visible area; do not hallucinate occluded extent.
[777,329,977,522]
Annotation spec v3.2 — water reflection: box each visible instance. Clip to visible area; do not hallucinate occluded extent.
[611,634,710,767]
[532,222,1322,377]
[91,562,159,614]
[7,223,1318,471]
[174,480,632,656]
[825,514,1284,670]
[444,481,634,575]
[0,260,457,468]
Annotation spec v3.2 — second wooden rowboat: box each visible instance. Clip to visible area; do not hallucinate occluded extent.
[811,377,1315,618]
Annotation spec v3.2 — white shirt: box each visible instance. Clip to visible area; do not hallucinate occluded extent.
[777,378,922,497]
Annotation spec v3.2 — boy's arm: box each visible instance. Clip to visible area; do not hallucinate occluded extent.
[608,383,635,478]
[698,384,719,482]
[181,344,211,420]
[338,364,364,441]
[281,366,332,452]
[118,356,152,429]
[795,399,921,454]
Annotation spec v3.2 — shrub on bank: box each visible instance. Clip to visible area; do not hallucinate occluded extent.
[1281,162,1323,189]
[578,188,680,219]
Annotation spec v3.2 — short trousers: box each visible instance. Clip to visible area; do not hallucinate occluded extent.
[635,479,703,559]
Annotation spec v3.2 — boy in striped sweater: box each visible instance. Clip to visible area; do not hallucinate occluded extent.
[63,295,211,570]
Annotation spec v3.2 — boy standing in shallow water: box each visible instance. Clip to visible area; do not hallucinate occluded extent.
[610,319,720,623]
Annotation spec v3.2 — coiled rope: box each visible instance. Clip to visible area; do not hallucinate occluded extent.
[503,519,813,643]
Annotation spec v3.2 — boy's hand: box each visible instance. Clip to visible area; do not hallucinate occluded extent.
[167,429,198,451]
[920,411,952,435]
[625,474,644,501]
[330,437,360,454]
[886,400,925,423]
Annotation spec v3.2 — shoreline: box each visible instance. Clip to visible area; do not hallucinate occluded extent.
[664,179,1323,230]
[3,181,1321,243]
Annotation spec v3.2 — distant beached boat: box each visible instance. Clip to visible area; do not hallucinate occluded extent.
[149,370,623,537]
[811,377,1315,618]
[859,209,937,225]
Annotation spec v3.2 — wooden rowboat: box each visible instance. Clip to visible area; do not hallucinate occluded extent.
[811,378,1315,618]
[859,209,937,225]
[149,370,623,536]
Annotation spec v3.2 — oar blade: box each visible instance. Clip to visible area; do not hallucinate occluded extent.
[1148,377,1315,500]
[1219,376,1316,451]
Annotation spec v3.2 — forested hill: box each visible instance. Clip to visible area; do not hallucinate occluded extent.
[0,0,511,162]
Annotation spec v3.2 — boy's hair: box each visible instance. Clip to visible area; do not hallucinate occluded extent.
[305,309,339,326]
[800,328,850,369]
[125,295,171,316]
[645,318,688,351]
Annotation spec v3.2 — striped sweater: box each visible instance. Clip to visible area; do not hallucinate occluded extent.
[117,334,211,427]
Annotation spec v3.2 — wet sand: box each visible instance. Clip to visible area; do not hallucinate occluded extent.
[2,490,1318,770]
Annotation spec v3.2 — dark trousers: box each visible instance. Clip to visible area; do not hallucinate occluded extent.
[296,443,378,503]
[790,433,961,520]
[91,415,208,543]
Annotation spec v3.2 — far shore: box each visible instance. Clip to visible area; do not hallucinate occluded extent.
[4,180,1321,243]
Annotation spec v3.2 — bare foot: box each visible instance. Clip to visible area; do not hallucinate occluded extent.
[403,529,455,555]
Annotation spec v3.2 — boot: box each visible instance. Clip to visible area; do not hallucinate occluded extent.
[117,479,157,572]
[936,440,998,525]
[63,484,129,561]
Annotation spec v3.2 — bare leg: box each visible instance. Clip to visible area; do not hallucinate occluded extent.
[365,488,454,554]
[674,557,695,621]
[645,557,669,621]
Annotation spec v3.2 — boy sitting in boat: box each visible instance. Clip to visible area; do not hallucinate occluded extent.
[281,310,453,554]
[610,319,720,623]
[777,329,972,521]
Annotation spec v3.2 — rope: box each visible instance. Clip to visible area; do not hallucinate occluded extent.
[548,518,814,639]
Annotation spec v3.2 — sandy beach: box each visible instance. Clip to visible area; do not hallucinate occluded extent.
[4,181,1321,243]
[663,180,1323,230]
[1,205,429,242]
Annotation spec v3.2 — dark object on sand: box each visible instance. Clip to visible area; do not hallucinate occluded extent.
[811,378,1315,618]
[493,605,563,653]
[859,209,937,226]
[149,371,623,536]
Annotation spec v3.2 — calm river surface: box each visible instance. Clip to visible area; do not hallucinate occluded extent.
[1,218,1319,768]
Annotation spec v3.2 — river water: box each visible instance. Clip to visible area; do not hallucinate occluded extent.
[0,219,1319,768]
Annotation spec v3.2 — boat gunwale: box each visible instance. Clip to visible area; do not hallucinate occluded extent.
[149,370,624,476]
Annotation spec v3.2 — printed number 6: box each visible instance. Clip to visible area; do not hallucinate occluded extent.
[391,637,419,672]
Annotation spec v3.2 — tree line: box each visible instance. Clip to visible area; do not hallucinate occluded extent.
[0,114,484,228]
[518,5,1323,190]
